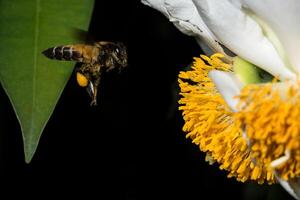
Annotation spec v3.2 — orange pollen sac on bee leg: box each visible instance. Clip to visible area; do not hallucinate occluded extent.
[76,72,88,87]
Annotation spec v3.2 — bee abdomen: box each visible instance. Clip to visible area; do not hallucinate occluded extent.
[42,46,82,61]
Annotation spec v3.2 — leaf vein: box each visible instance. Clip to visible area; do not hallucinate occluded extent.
[32,0,40,126]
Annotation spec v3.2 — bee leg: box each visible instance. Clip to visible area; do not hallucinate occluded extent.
[87,77,100,106]
[106,66,114,72]
[86,81,97,106]
[90,88,98,106]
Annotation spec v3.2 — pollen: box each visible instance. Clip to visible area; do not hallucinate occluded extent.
[178,53,275,183]
[235,81,300,180]
[76,72,88,87]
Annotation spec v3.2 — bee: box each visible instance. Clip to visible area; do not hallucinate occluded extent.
[42,41,128,106]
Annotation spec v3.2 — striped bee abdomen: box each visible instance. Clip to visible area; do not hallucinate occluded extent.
[42,45,82,62]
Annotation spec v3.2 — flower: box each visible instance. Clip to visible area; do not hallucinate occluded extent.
[142,0,300,198]
[179,54,275,183]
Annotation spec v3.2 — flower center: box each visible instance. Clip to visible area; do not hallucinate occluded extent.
[235,80,300,180]
[178,53,275,184]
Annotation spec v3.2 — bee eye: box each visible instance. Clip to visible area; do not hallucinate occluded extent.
[76,72,88,87]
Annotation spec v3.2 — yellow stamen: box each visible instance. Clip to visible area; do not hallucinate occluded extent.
[235,81,300,180]
[178,54,275,183]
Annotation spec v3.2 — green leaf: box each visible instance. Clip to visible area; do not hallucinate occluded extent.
[0,0,94,162]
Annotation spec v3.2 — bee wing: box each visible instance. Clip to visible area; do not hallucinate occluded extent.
[70,27,96,45]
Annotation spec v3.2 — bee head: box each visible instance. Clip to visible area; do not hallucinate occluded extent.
[112,42,128,68]
[99,41,128,71]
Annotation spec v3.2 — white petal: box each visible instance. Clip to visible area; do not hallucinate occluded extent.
[141,0,228,55]
[141,0,169,17]
[276,175,300,200]
[289,178,300,200]
[164,0,195,21]
[192,0,296,81]
[242,0,300,73]
[270,150,290,168]
[195,38,213,55]
[208,70,244,112]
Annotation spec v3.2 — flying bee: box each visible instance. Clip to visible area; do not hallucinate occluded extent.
[42,41,128,106]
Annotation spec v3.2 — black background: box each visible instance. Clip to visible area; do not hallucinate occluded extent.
[0,0,295,199]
